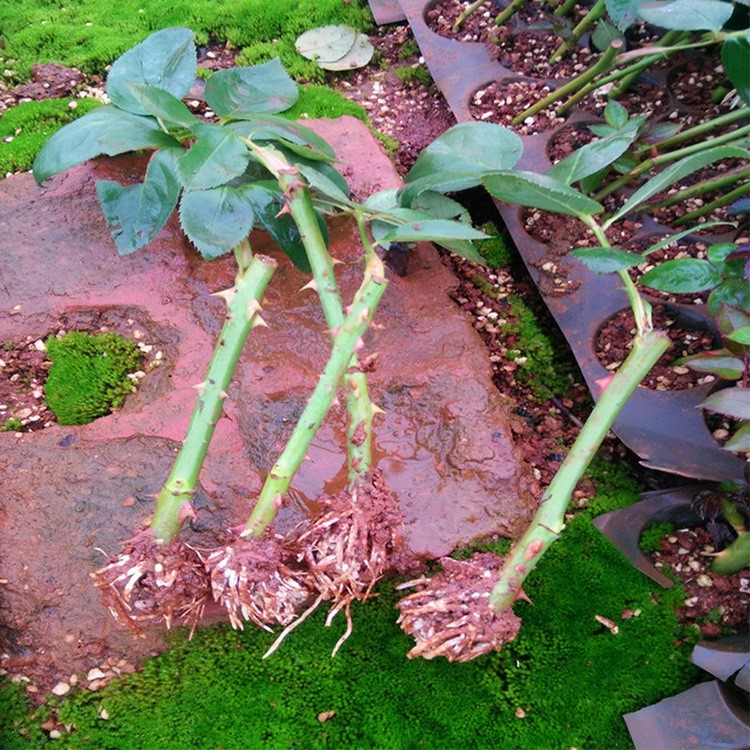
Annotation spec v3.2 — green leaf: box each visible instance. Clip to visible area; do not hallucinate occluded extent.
[106,28,196,115]
[707,242,738,266]
[637,0,734,30]
[243,182,313,273]
[608,145,750,224]
[380,219,489,244]
[722,36,750,104]
[176,123,250,190]
[483,171,604,217]
[709,279,750,316]
[298,161,351,203]
[318,34,374,71]
[228,116,335,162]
[678,350,745,380]
[592,19,626,51]
[547,123,639,185]
[725,422,750,452]
[606,0,641,30]
[701,386,750,420]
[411,191,471,222]
[95,149,181,255]
[640,258,723,292]
[204,59,299,118]
[717,304,750,338]
[126,84,198,130]
[571,246,643,273]
[727,326,750,346]
[295,25,358,63]
[179,186,255,260]
[604,100,629,130]
[400,173,487,206]
[32,106,180,183]
[406,122,523,187]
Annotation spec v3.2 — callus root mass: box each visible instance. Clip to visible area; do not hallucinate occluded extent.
[203,531,313,631]
[396,552,522,662]
[91,529,210,634]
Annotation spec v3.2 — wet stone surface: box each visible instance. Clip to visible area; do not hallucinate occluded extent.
[0,117,535,688]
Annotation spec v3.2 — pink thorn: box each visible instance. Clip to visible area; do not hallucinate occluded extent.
[595,374,615,393]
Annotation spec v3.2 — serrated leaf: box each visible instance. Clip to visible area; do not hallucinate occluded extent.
[709,279,750,317]
[483,171,604,217]
[727,326,750,346]
[242,182,313,273]
[547,123,639,185]
[228,116,335,162]
[643,122,683,143]
[295,25,358,63]
[176,123,250,190]
[406,121,523,187]
[179,186,255,259]
[95,148,181,255]
[380,219,489,243]
[298,162,351,203]
[608,145,750,224]
[400,173,487,207]
[678,350,745,380]
[33,106,180,183]
[572,246,643,273]
[205,59,299,118]
[592,19,626,51]
[701,386,750,420]
[606,0,641,30]
[411,191,471,222]
[126,84,198,129]
[637,0,734,31]
[725,422,750,452]
[640,258,723,292]
[589,124,615,137]
[319,34,374,71]
[106,28,196,115]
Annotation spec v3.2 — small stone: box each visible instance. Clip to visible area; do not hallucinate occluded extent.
[49,730,62,739]
[696,574,713,588]
[515,707,526,718]
[317,710,335,722]
[51,681,70,696]
[33,339,46,351]
[87,667,107,681]
[98,706,110,720]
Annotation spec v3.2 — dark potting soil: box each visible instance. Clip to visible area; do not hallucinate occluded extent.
[470,79,564,134]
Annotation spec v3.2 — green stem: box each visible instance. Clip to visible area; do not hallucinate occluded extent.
[650,167,750,209]
[593,123,750,202]
[454,0,489,31]
[633,108,750,160]
[553,0,577,17]
[513,40,622,125]
[494,0,527,26]
[549,0,606,62]
[489,325,670,610]
[150,248,277,543]
[672,180,750,226]
[242,271,388,538]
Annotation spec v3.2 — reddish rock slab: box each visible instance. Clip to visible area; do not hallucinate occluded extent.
[0,116,535,688]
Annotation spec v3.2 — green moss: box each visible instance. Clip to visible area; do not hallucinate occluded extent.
[1,417,23,432]
[0,0,373,83]
[0,98,100,176]
[393,65,433,87]
[639,522,675,553]
[476,224,516,269]
[44,331,142,425]
[397,39,420,59]
[281,84,368,122]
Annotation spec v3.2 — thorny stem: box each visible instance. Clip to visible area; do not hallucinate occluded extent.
[453,0,490,32]
[150,248,276,544]
[673,180,750,226]
[494,0,527,26]
[649,166,750,209]
[489,222,668,611]
[593,123,750,202]
[489,325,669,610]
[549,0,606,63]
[248,138,378,485]
[242,271,388,538]
[512,41,622,125]
[633,108,750,160]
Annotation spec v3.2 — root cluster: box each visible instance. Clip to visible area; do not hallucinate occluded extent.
[203,532,313,631]
[91,530,210,635]
[396,553,522,662]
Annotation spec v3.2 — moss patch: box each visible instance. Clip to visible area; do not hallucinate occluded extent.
[0,0,373,83]
[0,461,699,749]
[0,98,101,175]
[282,84,368,123]
[44,331,142,425]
